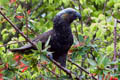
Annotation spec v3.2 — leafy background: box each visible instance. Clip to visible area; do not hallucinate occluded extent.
[0,0,120,80]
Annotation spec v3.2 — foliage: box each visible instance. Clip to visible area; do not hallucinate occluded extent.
[0,0,120,80]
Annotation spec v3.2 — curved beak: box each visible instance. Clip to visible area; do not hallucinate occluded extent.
[76,12,81,20]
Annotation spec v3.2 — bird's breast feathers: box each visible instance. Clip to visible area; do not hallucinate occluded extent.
[49,33,73,52]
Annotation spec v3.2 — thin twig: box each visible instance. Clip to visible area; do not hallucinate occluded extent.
[113,19,117,61]
[76,0,84,75]
[77,0,83,13]
[31,0,43,14]
[68,59,97,80]
[77,0,83,34]
[0,10,36,49]
[89,48,97,63]
[74,24,80,42]
[103,0,109,14]
[25,9,29,38]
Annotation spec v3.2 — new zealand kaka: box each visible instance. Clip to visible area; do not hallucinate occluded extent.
[10,8,81,67]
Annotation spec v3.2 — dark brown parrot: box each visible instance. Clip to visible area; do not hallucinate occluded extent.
[10,8,81,67]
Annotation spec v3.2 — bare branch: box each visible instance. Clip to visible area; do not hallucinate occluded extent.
[74,24,80,42]
[103,0,109,14]
[25,11,29,38]
[77,0,83,34]
[68,59,97,80]
[31,0,43,13]
[46,56,80,80]
[113,19,117,61]
[0,10,36,49]
[46,56,72,77]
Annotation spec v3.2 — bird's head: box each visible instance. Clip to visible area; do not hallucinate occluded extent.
[55,8,81,23]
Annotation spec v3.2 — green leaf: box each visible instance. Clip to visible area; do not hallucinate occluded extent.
[18,36,25,41]
[78,35,84,42]
[87,58,97,66]
[113,10,120,19]
[2,33,9,41]
[106,45,114,54]
[62,0,69,6]
[1,29,8,35]
[29,21,35,29]
[96,28,102,38]
[45,36,51,47]
[83,8,93,15]
[78,51,86,55]
[16,5,23,12]
[0,0,9,6]
[49,0,53,4]
[107,0,114,7]
[114,3,120,9]
[36,41,42,51]
[102,56,110,67]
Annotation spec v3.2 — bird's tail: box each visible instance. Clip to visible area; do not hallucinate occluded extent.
[10,43,33,53]
[53,53,67,67]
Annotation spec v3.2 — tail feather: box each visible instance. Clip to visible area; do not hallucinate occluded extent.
[53,53,67,67]
[10,43,32,52]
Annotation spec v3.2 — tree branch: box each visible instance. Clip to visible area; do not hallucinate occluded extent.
[113,19,117,61]
[103,0,109,14]
[46,56,80,80]
[68,59,97,80]
[0,10,36,49]
[74,23,80,42]
[77,0,83,34]
[31,0,43,14]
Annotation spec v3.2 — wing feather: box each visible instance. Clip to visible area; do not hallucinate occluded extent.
[10,30,54,52]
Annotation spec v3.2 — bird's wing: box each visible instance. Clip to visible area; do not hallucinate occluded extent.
[33,30,54,43]
[10,30,54,52]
